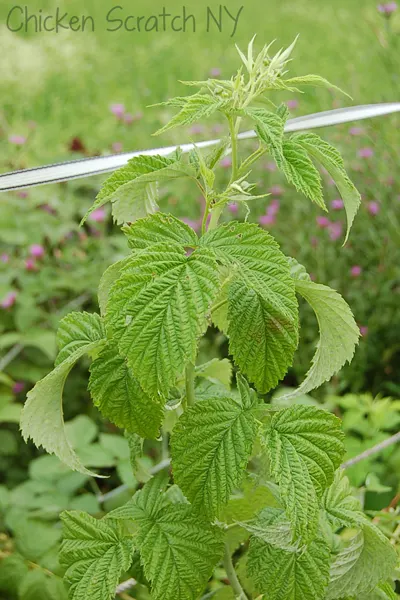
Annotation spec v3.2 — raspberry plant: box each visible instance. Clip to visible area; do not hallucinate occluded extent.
[20,39,397,600]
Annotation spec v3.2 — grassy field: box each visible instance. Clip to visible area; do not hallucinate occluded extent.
[1,0,399,166]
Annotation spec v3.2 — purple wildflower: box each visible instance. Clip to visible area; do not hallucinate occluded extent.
[110,103,125,118]
[210,67,221,77]
[286,99,299,110]
[1,254,9,264]
[12,381,24,394]
[1,291,17,309]
[268,185,283,196]
[331,199,344,210]
[89,208,107,223]
[29,244,45,258]
[368,201,380,215]
[349,127,364,136]
[259,214,276,227]
[220,157,232,169]
[328,221,343,241]
[112,142,123,153]
[316,216,330,228]
[228,203,239,214]
[378,2,397,14]
[9,135,27,146]
[350,265,362,277]
[359,325,369,336]
[358,147,374,159]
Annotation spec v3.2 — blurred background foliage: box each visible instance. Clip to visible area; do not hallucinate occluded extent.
[0,0,400,598]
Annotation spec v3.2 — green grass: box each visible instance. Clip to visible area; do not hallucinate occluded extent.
[1,0,399,165]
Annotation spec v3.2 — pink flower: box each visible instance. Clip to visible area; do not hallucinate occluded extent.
[331,199,344,210]
[349,127,364,136]
[267,199,280,216]
[368,201,380,215]
[350,265,362,277]
[124,113,134,124]
[1,253,9,263]
[1,291,17,309]
[210,67,221,77]
[25,258,36,271]
[328,221,343,241]
[89,208,107,223]
[228,203,239,214]
[189,124,205,135]
[9,135,27,146]
[29,244,45,258]
[212,124,224,134]
[110,103,125,118]
[112,142,123,153]
[378,2,397,14]
[268,185,283,196]
[259,214,276,227]
[220,156,232,169]
[264,161,276,172]
[359,325,369,336]
[182,218,201,232]
[286,99,299,110]
[316,216,330,228]
[358,147,374,159]
[12,381,24,394]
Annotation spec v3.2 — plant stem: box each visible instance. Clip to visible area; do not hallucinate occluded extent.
[341,431,400,469]
[223,543,249,600]
[228,116,239,184]
[185,362,196,407]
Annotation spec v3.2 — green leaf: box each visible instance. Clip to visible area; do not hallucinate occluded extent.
[60,511,133,600]
[243,107,286,160]
[239,507,299,552]
[0,554,29,596]
[106,242,219,397]
[277,139,326,209]
[362,582,398,600]
[19,570,68,600]
[89,341,164,438]
[201,222,299,393]
[123,212,198,251]
[56,312,105,366]
[109,475,224,600]
[195,358,233,389]
[293,133,361,242]
[284,74,352,98]
[247,532,330,600]
[322,469,366,530]
[265,405,344,541]
[97,257,131,316]
[284,276,359,399]
[154,93,224,135]
[20,340,106,477]
[327,524,397,599]
[171,374,259,518]
[82,155,195,225]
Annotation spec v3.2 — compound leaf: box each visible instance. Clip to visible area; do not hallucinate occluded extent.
[293,132,361,242]
[110,475,224,600]
[243,107,286,160]
[106,242,219,397]
[247,531,330,600]
[171,374,259,518]
[201,222,299,393]
[89,341,164,439]
[82,155,195,224]
[265,405,344,541]
[60,511,134,600]
[55,312,105,366]
[327,524,397,599]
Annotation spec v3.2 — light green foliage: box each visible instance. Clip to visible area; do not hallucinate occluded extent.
[276,139,325,209]
[265,405,345,541]
[55,311,105,366]
[97,257,130,316]
[109,474,224,600]
[322,469,366,530]
[60,511,134,600]
[106,241,219,397]
[242,107,286,160]
[284,74,351,97]
[83,154,196,224]
[201,222,299,393]
[20,330,106,477]
[171,374,259,518]
[194,357,233,389]
[89,340,164,438]
[239,507,299,552]
[247,530,331,600]
[327,524,397,599]
[153,93,226,135]
[18,570,68,600]
[283,263,359,399]
[293,133,361,242]
[123,211,198,250]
